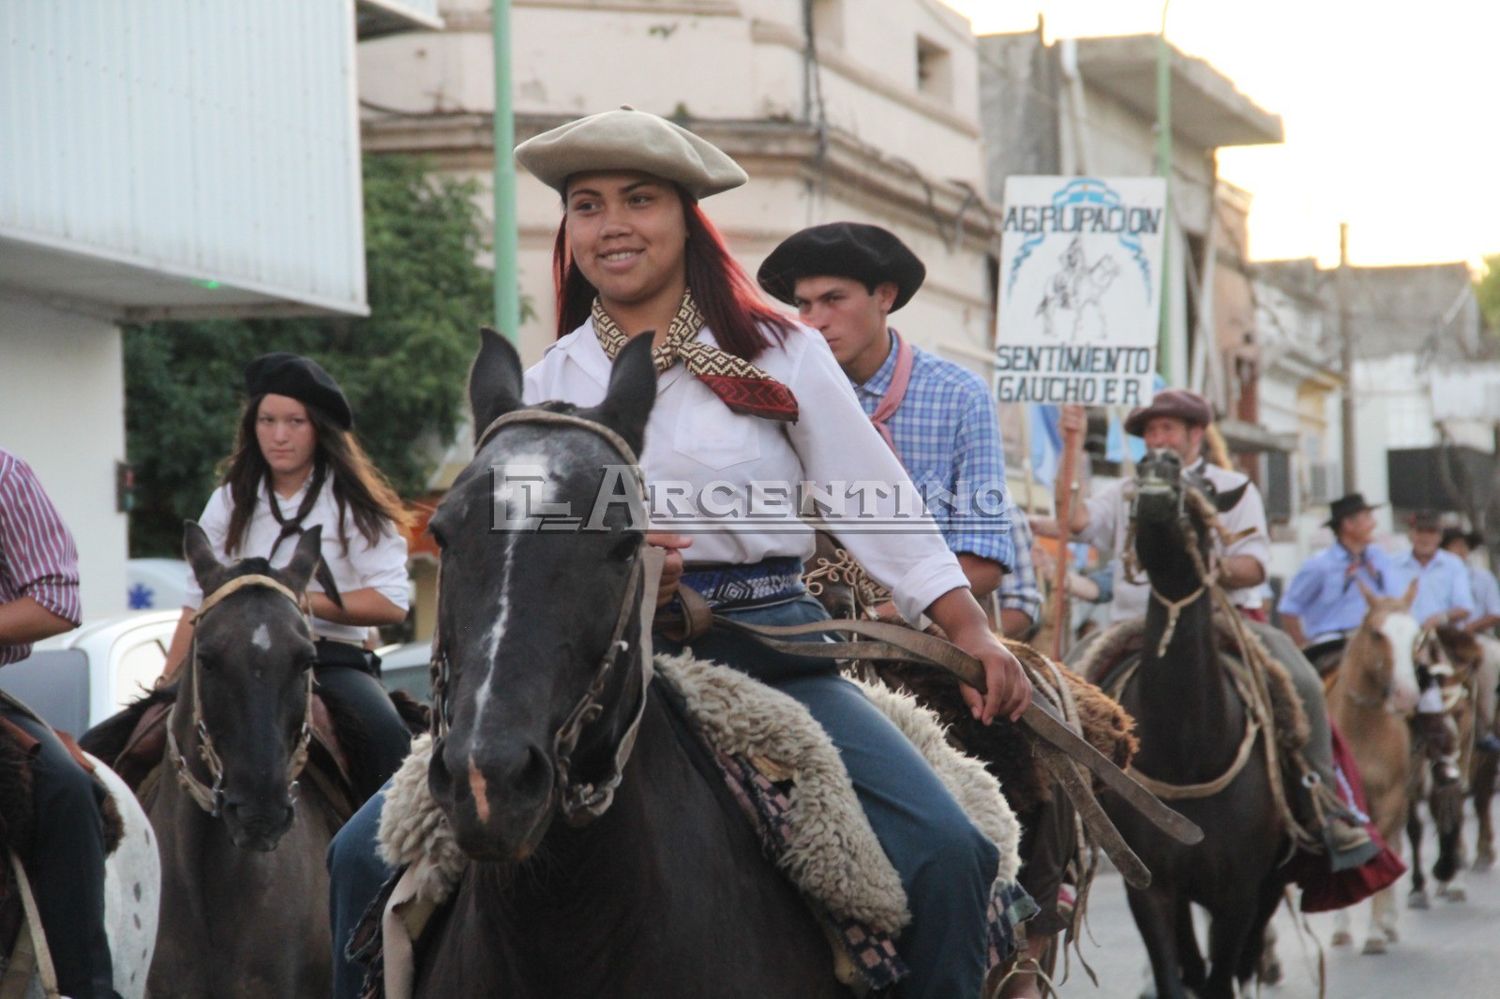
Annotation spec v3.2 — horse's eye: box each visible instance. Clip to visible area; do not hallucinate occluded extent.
[607,535,639,563]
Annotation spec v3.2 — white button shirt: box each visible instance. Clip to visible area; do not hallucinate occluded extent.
[185,479,411,644]
[523,319,970,624]
[1080,459,1271,624]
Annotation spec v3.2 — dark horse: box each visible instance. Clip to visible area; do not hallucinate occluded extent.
[410,330,845,997]
[131,525,351,997]
[1104,449,1288,999]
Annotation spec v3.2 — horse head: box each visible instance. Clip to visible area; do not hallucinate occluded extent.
[426,329,656,861]
[1130,448,1219,598]
[181,522,325,850]
[1348,578,1422,714]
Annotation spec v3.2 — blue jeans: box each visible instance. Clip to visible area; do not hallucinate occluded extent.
[328,595,999,999]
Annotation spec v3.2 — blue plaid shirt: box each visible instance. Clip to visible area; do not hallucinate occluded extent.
[997,501,1040,623]
[849,331,1014,570]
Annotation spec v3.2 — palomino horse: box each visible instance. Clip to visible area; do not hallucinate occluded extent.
[1103,449,1288,999]
[141,524,352,997]
[1406,626,1481,910]
[408,331,846,997]
[1327,581,1421,955]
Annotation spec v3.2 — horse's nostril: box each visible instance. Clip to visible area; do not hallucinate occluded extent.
[512,745,551,797]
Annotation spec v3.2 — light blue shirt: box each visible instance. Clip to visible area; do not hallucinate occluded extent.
[1469,565,1500,620]
[1389,549,1475,625]
[1278,543,1398,638]
[851,331,1015,570]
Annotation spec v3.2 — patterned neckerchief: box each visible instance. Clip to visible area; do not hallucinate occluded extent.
[591,291,799,422]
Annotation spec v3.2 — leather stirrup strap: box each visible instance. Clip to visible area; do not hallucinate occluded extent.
[703,612,1204,849]
[2,850,60,999]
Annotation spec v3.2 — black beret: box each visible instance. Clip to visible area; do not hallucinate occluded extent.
[243,353,352,430]
[757,222,926,313]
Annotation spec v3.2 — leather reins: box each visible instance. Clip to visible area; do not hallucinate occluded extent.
[167,573,315,817]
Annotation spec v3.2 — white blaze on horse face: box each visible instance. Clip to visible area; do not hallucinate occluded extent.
[472,449,562,737]
[1379,612,1422,712]
[250,623,271,652]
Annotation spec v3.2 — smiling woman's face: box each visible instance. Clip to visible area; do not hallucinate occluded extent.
[564,171,688,312]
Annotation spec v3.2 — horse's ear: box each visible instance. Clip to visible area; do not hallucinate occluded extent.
[1401,576,1419,610]
[469,327,525,443]
[1214,481,1249,514]
[183,521,223,591]
[585,334,657,455]
[1356,578,1377,606]
[281,525,326,597]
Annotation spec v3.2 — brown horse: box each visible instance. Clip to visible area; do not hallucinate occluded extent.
[1406,626,1481,909]
[1327,582,1421,954]
[407,331,846,997]
[145,525,352,997]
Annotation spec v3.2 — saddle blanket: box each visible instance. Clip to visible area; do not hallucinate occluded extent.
[365,651,1035,996]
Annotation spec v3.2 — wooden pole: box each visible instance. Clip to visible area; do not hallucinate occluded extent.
[1050,419,1082,661]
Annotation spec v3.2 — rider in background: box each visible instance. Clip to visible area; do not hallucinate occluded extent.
[155,353,413,801]
[1277,492,1395,652]
[1440,527,1500,752]
[0,446,118,999]
[1038,395,1378,869]
[1392,510,1475,784]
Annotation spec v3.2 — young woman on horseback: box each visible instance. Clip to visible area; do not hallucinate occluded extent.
[157,354,413,802]
[327,108,1033,999]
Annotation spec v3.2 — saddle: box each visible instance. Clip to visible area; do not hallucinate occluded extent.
[364,653,1031,998]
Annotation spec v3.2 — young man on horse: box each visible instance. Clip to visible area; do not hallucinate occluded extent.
[1440,527,1500,752]
[1043,394,1379,869]
[0,447,120,998]
[757,222,1014,615]
[758,223,1067,997]
[1394,510,1476,784]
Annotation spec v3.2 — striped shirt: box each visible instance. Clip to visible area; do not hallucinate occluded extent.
[0,448,82,665]
[850,331,1015,570]
[996,501,1041,624]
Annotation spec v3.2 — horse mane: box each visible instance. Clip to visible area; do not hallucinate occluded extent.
[79,685,177,763]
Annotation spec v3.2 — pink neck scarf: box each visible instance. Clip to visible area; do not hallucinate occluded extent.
[868,330,914,455]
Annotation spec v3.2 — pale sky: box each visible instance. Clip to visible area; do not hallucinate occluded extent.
[940,0,1500,269]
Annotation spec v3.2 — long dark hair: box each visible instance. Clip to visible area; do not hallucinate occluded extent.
[552,187,796,358]
[221,396,411,557]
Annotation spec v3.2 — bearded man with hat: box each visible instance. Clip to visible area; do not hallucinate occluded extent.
[1039,395,1379,869]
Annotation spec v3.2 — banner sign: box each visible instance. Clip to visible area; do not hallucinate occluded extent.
[994,176,1168,407]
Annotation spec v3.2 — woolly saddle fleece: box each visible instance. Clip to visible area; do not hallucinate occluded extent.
[378,651,1021,936]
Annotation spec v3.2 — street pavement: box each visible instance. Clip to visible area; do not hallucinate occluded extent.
[1057,817,1500,998]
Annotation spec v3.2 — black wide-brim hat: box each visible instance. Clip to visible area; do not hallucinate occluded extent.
[757,222,926,312]
[243,353,353,430]
[1324,492,1381,528]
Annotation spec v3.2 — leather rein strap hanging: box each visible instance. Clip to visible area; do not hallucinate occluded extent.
[429,409,657,827]
[166,574,315,817]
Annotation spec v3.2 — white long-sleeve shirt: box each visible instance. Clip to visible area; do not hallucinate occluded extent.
[185,479,410,644]
[523,319,970,624]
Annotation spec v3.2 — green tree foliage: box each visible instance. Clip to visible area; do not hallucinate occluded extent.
[124,155,493,556]
[1477,254,1500,333]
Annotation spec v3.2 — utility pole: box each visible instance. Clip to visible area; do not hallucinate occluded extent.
[492,0,520,340]
[1155,2,1174,385]
[1339,222,1357,493]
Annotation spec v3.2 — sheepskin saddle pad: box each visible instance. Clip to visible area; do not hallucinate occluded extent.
[374,651,1029,992]
[1072,614,1310,763]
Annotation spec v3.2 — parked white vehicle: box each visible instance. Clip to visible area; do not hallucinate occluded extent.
[127,557,190,611]
[0,611,180,733]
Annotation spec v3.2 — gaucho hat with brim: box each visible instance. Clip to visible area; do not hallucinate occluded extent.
[514,106,748,201]
[1324,492,1381,529]
[757,222,927,312]
[1123,388,1213,436]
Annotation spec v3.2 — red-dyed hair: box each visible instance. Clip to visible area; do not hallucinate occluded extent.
[552,188,795,360]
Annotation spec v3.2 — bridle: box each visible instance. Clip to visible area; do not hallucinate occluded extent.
[166,573,315,818]
[430,408,656,827]
[1125,467,1222,657]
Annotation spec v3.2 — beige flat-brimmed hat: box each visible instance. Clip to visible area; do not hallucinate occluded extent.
[514,106,748,201]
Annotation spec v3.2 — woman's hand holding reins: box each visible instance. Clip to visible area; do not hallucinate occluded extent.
[926,588,1032,724]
